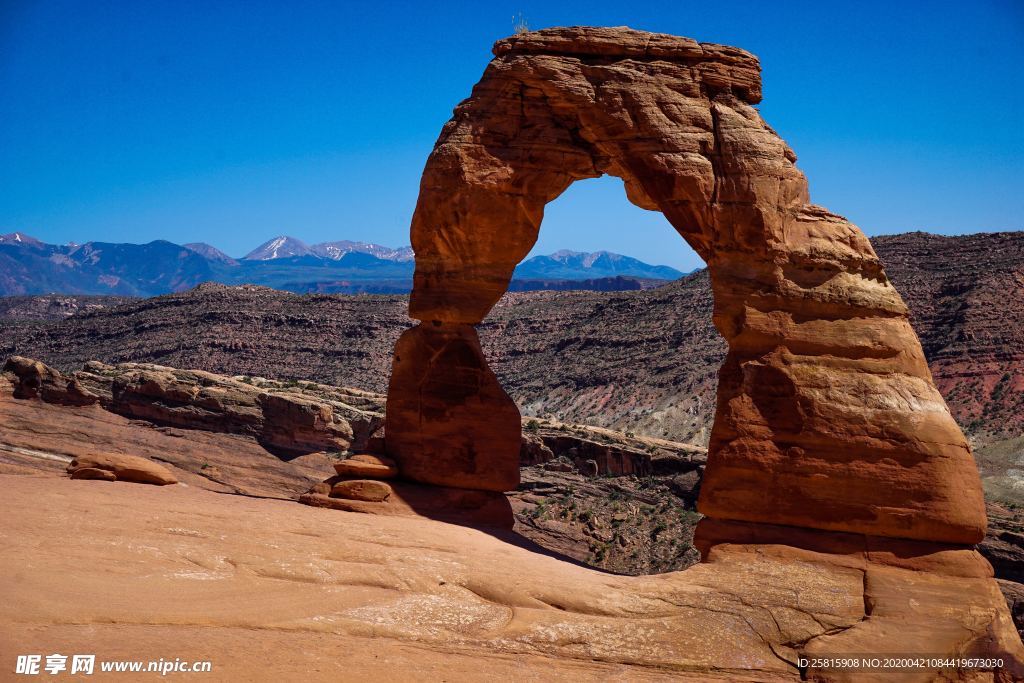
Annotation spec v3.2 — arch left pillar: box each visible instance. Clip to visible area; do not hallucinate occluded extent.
[384,81,598,491]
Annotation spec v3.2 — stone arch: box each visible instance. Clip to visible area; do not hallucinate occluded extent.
[385,27,986,546]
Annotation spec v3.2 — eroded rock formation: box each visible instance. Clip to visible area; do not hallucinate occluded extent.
[1,356,386,456]
[385,26,986,550]
[386,324,520,491]
[67,452,177,485]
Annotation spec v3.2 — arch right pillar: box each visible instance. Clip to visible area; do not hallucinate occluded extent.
[385,26,986,547]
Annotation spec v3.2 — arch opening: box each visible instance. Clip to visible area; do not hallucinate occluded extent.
[520,174,705,277]
[485,174,714,449]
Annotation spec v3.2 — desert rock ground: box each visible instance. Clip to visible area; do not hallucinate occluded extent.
[3,474,1021,682]
[2,367,1022,680]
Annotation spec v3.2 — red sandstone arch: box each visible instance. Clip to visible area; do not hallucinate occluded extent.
[385,27,986,546]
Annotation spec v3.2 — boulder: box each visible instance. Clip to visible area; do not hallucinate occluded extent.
[67,452,177,486]
[330,479,392,502]
[333,454,398,479]
[519,432,554,466]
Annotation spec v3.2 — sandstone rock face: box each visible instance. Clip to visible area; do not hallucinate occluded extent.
[2,359,385,456]
[386,26,986,545]
[3,356,98,406]
[385,324,520,491]
[67,452,177,486]
[2,475,1019,681]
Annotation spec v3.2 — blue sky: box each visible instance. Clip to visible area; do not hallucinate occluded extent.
[1,1,1021,271]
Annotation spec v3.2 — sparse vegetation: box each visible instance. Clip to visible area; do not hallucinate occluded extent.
[512,465,703,576]
[512,12,529,35]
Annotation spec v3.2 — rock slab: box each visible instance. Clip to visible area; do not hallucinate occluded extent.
[330,479,393,502]
[333,454,399,479]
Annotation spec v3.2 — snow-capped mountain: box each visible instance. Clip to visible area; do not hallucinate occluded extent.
[0,232,686,297]
[0,232,46,248]
[311,240,414,262]
[242,236,314,260]
[515,250,684,280]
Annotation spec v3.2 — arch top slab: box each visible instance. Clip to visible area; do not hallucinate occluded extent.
[407,27,783,325]
[389,26,987,546]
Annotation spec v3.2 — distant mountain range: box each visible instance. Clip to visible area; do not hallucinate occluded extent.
[0,232,684,297]
[241,236,415,262]
[513,250,683,281]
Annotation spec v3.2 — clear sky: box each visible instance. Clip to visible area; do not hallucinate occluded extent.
[1,1,1021,271]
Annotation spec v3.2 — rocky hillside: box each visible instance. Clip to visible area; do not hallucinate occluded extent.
[0,294,133,322]
[877,232,1024,443]
[3,283,411,390]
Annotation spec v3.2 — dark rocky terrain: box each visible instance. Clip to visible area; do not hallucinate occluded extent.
[2,283,411,390]
[877,232,1024,444]
[0,294,134,322]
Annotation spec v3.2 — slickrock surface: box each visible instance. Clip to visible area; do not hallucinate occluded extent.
[385,26,985,546]
[2,356,1024,675]
[2,474,1021,682]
